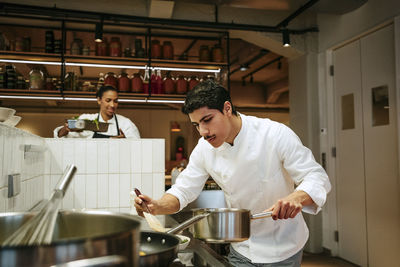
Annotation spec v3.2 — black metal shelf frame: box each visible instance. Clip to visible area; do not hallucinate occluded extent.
[0,7,231,102]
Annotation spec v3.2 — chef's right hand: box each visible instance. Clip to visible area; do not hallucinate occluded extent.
[58,123,71,137]
[134,194,155,217]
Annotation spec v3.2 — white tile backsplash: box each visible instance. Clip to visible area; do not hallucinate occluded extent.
[86,174,97,208]
[74,174,86,209]
[1,127,165,214]
[141,140,153,173]
[97,174,109,208]
[86,141,98,174]
[108,141,120,173]
[109,174,120,208]
[119,173,130,208]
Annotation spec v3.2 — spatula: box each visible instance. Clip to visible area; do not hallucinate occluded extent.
[134,188,166,232]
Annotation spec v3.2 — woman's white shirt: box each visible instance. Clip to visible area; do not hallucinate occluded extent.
[167,113,331,263]
[53,113,140,139]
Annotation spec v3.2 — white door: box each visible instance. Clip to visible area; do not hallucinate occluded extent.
[360,24,400,267]
[333,40,368,266]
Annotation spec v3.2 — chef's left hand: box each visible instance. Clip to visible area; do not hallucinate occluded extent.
[112,129,126,138]
[265,190,313,220]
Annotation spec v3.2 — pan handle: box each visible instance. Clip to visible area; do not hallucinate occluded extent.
[251,211,273,220]
[166,212,210,235]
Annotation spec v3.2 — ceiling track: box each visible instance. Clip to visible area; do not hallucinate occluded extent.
[0,2,318,34]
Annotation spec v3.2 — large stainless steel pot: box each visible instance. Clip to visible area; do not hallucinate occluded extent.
[192,208,272,243]
[0,210,141,267]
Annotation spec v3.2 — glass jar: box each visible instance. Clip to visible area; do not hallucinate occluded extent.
[124,47,132,57]
[29,69,44,90]
[17,76,26,89]
[45,77,54,90]
[163,74,175,94]
[176,75,188,94]
[143,68,150,94]
[104,72,117,88]
[109,37,122,57]
[151,39,162,59]
[81,81,92,92]
[15,37,24,52]
[97,72,105,90]
[64,72,77,91]
[189,76,200,90]
[212,44,224,62]
[70,38,82,55]
[162,41,174,60]
[135,39,145,58]
[82,45,90,56]
[131,73,143,93]
[199,45,210,62]
[45,30,54,53]
[118,72,131,92]
[96,37,108,56]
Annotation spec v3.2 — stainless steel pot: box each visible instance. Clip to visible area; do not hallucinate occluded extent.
[0,210,141,266]
[191,208,272,243]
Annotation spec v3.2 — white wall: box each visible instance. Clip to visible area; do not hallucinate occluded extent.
[0,124,165,214]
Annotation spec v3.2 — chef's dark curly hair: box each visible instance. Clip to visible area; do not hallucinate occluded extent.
[96,85,118,99]
[182,80,237,115]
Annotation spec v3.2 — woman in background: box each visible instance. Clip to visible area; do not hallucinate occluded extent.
[54,85,140,139]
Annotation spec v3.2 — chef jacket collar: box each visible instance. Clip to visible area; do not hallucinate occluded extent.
[214,113,245,152]
[98,113,115,124]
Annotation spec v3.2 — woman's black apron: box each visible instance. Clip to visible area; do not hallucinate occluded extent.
[92,113,120,138]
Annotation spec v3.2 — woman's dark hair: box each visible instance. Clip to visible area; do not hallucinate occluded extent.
[96,85,118,98]
[182,80,237,115]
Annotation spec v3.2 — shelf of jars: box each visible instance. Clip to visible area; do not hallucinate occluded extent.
[0,20,229,103]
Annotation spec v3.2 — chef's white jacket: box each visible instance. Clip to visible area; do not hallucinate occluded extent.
[53,113,140,139]
[167,113,331,263]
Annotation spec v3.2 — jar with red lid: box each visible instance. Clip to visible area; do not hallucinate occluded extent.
[199,45,210,62]
[188,76,200,90]
[118,73,131,92]
[163,74,175,94]
[131,73,143,93]
[96,37,108,56]
[151,40,162,59]
[212,44,224,62]
[104,72,118,88]
[176,75,188,94]
[109,37,122,57]
[162,41,174,60]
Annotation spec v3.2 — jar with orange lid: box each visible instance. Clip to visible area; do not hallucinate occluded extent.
[199,45,210,62]
[96,37,108,56]
[163,74,175,94]
[212,44,224,62]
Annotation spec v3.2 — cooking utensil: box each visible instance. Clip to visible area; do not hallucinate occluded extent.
[0,210,141,267]
[139,211,210,266]
[134,188,166,232]
[191,208,272,243]
[139,231,180,267]
[2,164,77,246]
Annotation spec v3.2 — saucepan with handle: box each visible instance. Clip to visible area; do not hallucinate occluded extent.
[191,208,273,243]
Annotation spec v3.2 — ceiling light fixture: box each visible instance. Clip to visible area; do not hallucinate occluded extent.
[282,28,290,47]
[95,17,104,43]
[239,64,249,71]
[171,121,181,132]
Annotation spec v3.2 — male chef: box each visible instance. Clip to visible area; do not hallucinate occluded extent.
[135,80,331,266]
